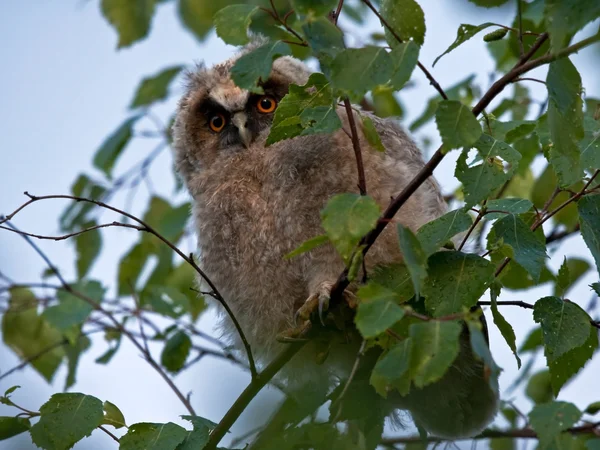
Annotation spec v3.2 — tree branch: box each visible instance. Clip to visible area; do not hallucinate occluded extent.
[330,31,599,307]
[0,192,258,379]
[343,98,368,195]
[2,221,198,416]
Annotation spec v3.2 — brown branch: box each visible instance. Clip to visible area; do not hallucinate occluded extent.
[98,425,120,443]
[261,2,307,47]
[329,30,597,308]
[361,0,448,100]
[334,0,344,24]
[516,1,525,56]
[459,205,486,251]
[478,300,533,309]
[0,192,258,379]
[0,221,144,241]
[344,98,367,195]
[381,422,600,446]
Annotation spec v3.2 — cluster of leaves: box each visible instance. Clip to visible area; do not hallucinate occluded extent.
[1,0,600,449]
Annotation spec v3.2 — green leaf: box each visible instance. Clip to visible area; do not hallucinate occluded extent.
[525,370,553,404]
[422,251,494,317]
[161,331,191,373]
[533,296,592,363]
[355,284,405,338]
[488,214,547,281]
[267,73,341,145]
[43,281,104,334]
[0,417,30,441]
[520,327,543,353]
[581,116,600,171]
[532,164,580,230]
[291,0,337,16]
[490,283,521,368]
[143,197,190,242]
[59,175,106,232]
[177,0,220,42]
[370,264,415,303]
[120,422,188,450]
[372,86,404,118]
[64,335,91,390]
[588,440,600,450]
[456,134,521,207]
[130,66,183,109]
[164,263,206,321]
[330,47,393,99]
[556,257,571,298]
[231,40,292,93]
[371,338,412,397]
[546,58,584,187]
[529,401,581,450]
[389,41,419,90]
[214,5,258,46]
[548,324,597,395]
[286,234,329,259]
[75,220,102,279]
[433,23,495,66]
[485,198,534,220]
[145,286,194,318]
[118,241,152,296]
[2,288,64,382]
[410,74,476,132]
[578,195,600,273]
[93,116,139,178]
[544,0,600,50]
[380,0,426,47]
[397,225,428,296]
[320,193,380,264]
[100,0,156,48]
[302,16,345,60]
[30,393,104,450]
[468,321,501,393]
[361,115,385,152]
[435,100,482,150]
[409,321,462,387]
[585,402,600,415]
[103,401,126,429]
[416,208,472,255]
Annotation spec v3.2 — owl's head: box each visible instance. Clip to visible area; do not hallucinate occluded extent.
[172,41,311,183]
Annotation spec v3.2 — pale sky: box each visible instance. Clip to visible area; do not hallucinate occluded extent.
[0,1,599,449]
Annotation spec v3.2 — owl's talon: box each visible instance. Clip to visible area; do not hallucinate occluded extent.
[277,320,312,342]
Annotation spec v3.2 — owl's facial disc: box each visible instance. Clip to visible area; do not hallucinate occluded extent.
[231,111,252,148]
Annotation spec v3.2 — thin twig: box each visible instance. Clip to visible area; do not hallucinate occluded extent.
[0,192,257,379]
[99,425,120,443]
[517,0,525,56]
[334,0,344,24]
[3,221,197,416]
[344,98,367,195]
[459,204,486,251]
[330,339,367,421]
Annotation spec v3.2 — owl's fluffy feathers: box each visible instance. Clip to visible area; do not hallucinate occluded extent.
[172,44,497,438]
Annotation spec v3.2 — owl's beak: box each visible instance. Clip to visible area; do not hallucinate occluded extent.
[232,112,252,148]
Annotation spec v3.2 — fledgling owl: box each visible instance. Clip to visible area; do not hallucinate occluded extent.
[172,42,498,439]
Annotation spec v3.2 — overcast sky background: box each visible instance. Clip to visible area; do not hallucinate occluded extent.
[0,1,599,449]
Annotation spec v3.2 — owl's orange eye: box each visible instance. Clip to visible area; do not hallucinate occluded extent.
[256,96,277,113]
[209,113,226,132]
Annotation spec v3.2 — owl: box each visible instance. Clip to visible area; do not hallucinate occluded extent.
[172,42,498,439]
